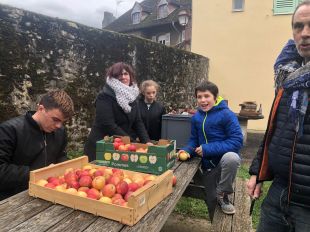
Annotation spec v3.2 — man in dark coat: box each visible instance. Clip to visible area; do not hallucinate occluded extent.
[0,90,74,200]
[247,2,310,231]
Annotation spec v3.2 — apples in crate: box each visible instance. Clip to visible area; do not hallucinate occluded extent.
[34,165,158,205]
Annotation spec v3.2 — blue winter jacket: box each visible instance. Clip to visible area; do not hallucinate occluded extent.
[182,97,243,170]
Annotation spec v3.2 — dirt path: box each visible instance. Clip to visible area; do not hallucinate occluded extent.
[161,213,211,232]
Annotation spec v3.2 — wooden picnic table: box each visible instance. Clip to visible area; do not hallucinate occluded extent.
[0,157,201,232]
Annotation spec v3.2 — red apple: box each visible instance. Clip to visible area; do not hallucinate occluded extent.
[68,180,80,190]
[92,176,106,190]
[114,138,122,143]
[112,193,123,201]
[112,169,124,180]
[102,184,116,198]
[108,176,121,186]
[116,181,129,196]
[79,175,93,187]
[64,172,78,184]
[118,144,128,151]
[78,186,90,193]
[44,183,56,189]
[124,191,134,201]
[47,177,61,186]
[112,198,126,206]
[128,144,136,152]
[172,175,177,187]
[87,188,100,200]
[93,170,104,177]
[113,142,122,150]
[128,182,140,192]
[78,170,90,178]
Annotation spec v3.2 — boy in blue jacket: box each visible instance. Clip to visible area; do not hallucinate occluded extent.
[180,81,243,221]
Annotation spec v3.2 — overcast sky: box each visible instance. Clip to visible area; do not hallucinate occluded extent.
[0,0,143,28]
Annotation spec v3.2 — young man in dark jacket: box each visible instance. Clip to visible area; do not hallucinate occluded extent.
[0,90,74,200]
[247,2,310,231]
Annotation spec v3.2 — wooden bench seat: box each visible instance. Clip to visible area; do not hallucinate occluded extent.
[183,170,253,232]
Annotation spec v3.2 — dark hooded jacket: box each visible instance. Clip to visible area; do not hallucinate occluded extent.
[84,85,150,161]
[0,111,67,200]
[182,97,243,170]
[250,40,310,208]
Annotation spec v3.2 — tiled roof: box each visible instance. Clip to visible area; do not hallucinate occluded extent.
[104,0,191,33]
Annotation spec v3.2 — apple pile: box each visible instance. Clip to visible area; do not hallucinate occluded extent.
[113,138,148,153]
[35,166,158,207]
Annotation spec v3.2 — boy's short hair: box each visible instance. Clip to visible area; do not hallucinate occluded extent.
[195,81,219,98]
[39,90,74,119]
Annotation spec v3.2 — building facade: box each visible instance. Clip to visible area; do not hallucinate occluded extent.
[104,0,192,51]
[192,0,303,130]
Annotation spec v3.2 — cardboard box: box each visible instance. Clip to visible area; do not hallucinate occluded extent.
[28,156,173,226]
[95,136,176,175]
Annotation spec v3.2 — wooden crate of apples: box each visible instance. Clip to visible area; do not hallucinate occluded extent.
[95,136,176,175]
[29,156,175,226]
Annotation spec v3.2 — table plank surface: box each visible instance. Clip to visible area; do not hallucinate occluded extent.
[0,158,201,232]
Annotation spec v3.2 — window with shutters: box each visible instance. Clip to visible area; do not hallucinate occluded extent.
[232,0,244,12]
[273,0,303,15]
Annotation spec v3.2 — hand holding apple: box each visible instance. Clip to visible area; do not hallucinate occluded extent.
[178,150,190,161]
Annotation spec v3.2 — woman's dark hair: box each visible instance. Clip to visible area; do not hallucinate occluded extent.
[195,81,219,98]
[106,62,136,85]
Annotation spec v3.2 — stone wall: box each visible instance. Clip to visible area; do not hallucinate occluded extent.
[0,4,209,150]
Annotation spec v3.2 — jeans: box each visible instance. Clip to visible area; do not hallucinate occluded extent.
[257,181,310,232]
[201,152,241,221]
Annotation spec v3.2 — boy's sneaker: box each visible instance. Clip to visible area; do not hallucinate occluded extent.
[217,194,236,215]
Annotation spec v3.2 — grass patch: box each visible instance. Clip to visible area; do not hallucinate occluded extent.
[251,181,271,228]
[238,163,271,229]
[174,197,209,219]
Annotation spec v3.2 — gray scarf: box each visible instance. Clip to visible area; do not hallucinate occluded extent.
[106,77,139,113]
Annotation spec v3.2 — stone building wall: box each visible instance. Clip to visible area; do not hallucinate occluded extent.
[0,4,209,150]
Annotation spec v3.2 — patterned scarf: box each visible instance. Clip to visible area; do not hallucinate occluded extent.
[274,40,310,137]
[106,77,139,113]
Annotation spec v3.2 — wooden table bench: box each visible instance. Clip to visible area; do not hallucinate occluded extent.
[0,158,201,232]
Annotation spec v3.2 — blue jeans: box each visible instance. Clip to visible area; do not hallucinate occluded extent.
[257,181,310,232]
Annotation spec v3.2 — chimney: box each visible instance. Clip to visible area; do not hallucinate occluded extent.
[102,11,116,28]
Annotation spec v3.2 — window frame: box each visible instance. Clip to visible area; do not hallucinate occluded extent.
[157,3,168,19]
[158,33,170,46]
[232,0,244,12]
[132,12,141,24]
